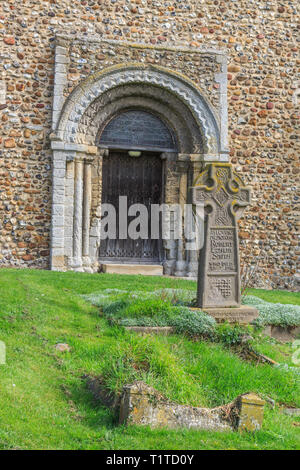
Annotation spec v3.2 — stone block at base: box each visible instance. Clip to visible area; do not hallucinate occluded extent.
[119,381,231,431]
[101,263,163,276]
[262,325,300,343]
[235,393,265,432]
[119,381,265,432]
[191,305,258,324]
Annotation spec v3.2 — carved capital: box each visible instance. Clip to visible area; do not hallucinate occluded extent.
[98,148,109,158]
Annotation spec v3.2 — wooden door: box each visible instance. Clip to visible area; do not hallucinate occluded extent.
[99,151,163,263]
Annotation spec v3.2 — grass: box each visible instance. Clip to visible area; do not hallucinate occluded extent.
[0,268,299,450]
[245,288,300,306]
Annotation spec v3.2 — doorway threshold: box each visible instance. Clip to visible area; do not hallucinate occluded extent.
[101,263,163,276]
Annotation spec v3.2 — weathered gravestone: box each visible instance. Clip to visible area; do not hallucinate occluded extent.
[192,163,258,323]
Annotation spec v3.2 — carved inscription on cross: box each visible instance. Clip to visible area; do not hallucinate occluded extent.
[192,163,251,308]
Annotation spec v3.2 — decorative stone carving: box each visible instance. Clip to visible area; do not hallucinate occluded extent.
[81,84,203,153]
[193,163,251,308]
[55,64,222,158]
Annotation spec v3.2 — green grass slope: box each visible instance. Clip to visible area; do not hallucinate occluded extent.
[0,268,299,450]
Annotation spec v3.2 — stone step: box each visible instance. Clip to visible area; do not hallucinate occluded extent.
[101,263,163,276]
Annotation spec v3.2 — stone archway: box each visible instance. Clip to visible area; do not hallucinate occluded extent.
[55,63,222,157]
[50,60,226,274]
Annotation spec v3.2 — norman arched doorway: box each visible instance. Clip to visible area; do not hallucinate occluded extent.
[98,110,177,265]
[50,60,226,276]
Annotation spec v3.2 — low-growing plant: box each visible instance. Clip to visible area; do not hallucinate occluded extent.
[82,292,114,308]
[170,308,216,337]
[215,323,251,347]
[84,291,300,339]
[119,317,169,327]
[96,296,184,327]
[83,287,198,314]
[242,295,300,328]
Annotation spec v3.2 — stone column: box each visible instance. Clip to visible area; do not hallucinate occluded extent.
[50,150,67,271]
[175,159,189,277]
[186,160,202,278]
[73,158,84,271]
[82,158,92,271]
[50,140,98,272]
[64,158,75,263]
[161,152,177,275]
[89,149,107,271]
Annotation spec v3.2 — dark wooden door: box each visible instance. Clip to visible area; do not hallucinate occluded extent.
[100,151,163,263]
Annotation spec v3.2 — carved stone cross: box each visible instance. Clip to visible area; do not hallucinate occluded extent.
[193,163,251,309]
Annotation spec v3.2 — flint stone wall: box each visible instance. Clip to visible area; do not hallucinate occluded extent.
[0,0,299,290]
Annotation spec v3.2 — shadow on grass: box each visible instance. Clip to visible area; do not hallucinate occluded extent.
[64,376,119,430]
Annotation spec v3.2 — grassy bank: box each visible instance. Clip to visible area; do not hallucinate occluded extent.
[0,268,299,450]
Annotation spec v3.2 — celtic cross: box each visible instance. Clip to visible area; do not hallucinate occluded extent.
[192,163,251,309]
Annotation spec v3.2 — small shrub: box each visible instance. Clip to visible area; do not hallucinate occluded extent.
[171,308,216,337]
[82,292,113,308]
[215,323,250,347]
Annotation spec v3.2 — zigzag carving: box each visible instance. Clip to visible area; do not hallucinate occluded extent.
[57,68,220,154]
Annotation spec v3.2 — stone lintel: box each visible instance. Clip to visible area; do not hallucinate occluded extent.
[189,153,206,162]
[202,153,223,162]
[55,34,227,57]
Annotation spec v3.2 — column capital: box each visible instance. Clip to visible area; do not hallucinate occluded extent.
[50,138,98,156]
[177,153,191,161]
[160,152,177,161]
[84,156,94,164]
[98,148,109,158]
[177,160,190,173]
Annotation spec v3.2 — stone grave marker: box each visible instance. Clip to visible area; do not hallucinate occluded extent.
[192,163,258,323]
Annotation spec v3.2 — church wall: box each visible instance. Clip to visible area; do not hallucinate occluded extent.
[0,0,299,289]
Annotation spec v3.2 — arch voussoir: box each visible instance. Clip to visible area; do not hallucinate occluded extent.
[55,65,221,158]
